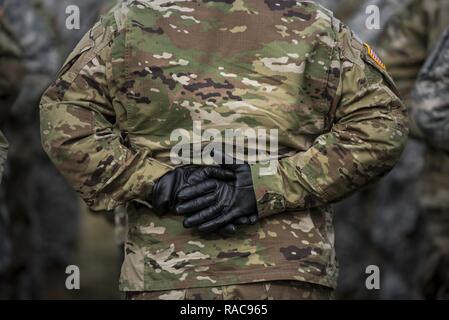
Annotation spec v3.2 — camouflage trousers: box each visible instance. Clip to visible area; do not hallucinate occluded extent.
[125,281,334,300]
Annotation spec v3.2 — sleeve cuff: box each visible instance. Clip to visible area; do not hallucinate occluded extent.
[249,161,287,219]
[87,157,173,212]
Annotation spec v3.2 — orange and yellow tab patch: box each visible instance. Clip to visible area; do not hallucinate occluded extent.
[364,43,386,70]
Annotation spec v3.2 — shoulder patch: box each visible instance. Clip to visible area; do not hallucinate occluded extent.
[364,43,386,70]
[361,43,400,97]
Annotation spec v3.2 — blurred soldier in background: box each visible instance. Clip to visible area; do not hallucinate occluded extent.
[333,0,449,299]
[1,0,78,299]
[378,0,449,101]
[0,0,117,299]
[0,8,24,116]
[411,27,449,299]
[0,7,24,183]
[0,6,24,281]
[374,0,449,299]
[0,131,7,183]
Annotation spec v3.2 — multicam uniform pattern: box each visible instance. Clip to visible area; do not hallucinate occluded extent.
[126,280,333,300]
[40,0,407,292]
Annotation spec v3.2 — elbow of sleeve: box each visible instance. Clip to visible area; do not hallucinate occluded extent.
[41,135,54,163]
[381,100,410,165]
[40,116,67,166]
[374,117,409,174]
[40,100,63,163]
[40,116,57,163]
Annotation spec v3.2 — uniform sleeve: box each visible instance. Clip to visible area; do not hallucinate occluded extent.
[411,28,449,152]
[0,130,7,184]
[250,29,409,219]
[40,24,172,212]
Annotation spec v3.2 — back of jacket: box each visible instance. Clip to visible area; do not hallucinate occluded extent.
[40,0,407,291]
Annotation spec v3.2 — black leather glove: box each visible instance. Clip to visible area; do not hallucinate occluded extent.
[176,164,259,233]
[152,165,235,215]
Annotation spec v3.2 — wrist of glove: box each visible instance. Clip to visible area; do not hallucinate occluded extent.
[176,164,259,234]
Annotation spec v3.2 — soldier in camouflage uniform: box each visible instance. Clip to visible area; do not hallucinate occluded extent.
[0,9,23,183]
[378,0,449,104]
[326,0,449,299]
[412,28,449,154]
[410,27,449,299]
[40,0,407,300]
[0,6,24,285]
[374,0,449,299]
[0,132,6,183]
[0,6,23,108]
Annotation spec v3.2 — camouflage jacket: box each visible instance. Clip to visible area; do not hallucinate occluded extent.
[40,0,407,291]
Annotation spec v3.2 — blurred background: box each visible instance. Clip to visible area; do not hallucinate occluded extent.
[0,0,448,300]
